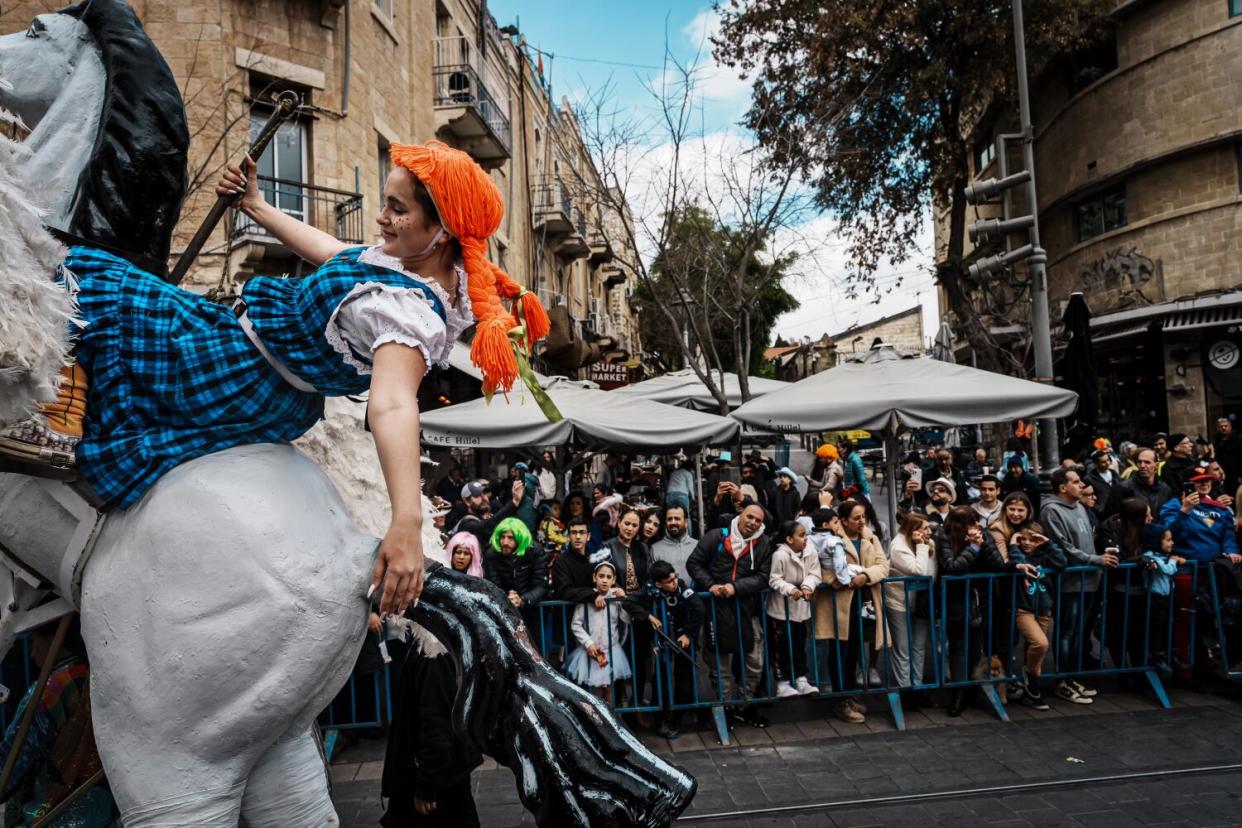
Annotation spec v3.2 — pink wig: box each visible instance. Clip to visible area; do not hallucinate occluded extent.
[446,531,483,577]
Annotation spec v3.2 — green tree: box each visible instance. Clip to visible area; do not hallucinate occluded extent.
[714,0,1112,371]
[637,204,799,377]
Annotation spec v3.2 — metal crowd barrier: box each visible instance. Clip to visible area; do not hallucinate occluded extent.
[300,560,1239,746]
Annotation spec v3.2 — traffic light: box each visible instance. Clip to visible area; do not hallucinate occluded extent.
[964,169,1037,278]
[964,170,1030,203]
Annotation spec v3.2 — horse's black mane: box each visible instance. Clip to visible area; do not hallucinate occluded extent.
[56,0,189,278]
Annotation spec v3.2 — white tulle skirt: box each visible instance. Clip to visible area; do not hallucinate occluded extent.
[564,643,632,687]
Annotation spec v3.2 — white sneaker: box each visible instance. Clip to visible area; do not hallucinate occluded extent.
[1055,680,1093,705]
[1068,679,1098,698]
[775,680,799,698]
[795,676,819,695]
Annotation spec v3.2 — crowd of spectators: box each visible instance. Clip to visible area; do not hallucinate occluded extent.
[410,414,1242,735]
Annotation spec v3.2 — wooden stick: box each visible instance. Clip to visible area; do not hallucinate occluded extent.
[0,614,72,797]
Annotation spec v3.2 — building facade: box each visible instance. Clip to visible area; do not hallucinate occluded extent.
[772,306,925,381]
[936,0,1242,439]
[1,0,641,391]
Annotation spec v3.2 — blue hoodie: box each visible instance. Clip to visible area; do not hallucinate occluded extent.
[1157,496,1239,563]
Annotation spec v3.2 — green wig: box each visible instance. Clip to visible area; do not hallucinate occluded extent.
[490,517,532,556]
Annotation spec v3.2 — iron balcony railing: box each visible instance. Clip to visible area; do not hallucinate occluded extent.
[532,175,572,216]
[233,175,364,244]
[432,36,513,153]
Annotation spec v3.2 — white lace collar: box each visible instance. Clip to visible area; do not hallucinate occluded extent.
[358,245,469,312]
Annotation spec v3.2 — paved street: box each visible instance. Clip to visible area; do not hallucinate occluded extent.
[331,683,1242,826]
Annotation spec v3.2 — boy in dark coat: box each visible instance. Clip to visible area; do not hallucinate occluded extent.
[628,560,705,738]
[381,641,483,826]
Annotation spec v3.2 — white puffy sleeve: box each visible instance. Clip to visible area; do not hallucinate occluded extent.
[325,283,448,375]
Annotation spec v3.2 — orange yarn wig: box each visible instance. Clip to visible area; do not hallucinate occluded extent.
[389,141,550,394]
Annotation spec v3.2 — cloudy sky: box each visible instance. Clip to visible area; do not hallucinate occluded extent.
[488,0,940,347]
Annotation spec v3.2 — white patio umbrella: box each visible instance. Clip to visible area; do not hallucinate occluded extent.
[421,378,740,526]
[613,368,789,411]
[731,344,1079,537]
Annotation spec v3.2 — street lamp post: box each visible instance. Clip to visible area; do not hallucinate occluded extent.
[1011,0,1060,468]
[964,0,1061,470]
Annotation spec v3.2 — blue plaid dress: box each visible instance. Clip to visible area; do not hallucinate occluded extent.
[70,246,446,509]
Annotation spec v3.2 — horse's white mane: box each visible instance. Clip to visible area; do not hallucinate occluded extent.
[294,397,450,657]
[0,124,76,423]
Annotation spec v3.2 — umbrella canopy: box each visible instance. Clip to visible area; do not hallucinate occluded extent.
[732,344,1079,539]
[614,368,789,411]
[732,345,1078,433]
[931,320,956,364]
[420,377,740,451]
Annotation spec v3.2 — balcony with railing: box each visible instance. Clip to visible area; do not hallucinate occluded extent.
[532,175,573,236]
[432,36,512,166]
[232,175,365,249]
[555,203,590,259]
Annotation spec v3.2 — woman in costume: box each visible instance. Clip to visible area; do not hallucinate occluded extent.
[3,140,548,616]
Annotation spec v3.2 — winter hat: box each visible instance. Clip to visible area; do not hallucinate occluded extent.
[446,531,484,577]
[490,516,532,556]
[389,141,549,394]
[816,444,839,461]
[776,466,797,482]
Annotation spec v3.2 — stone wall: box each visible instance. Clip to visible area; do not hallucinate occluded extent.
[832,307,924,363]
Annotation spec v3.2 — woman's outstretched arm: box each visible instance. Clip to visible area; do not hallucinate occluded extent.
[368,342,428,614]
[217,156,350,266]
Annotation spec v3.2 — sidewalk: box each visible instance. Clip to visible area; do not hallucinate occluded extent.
[330,683,1242,826]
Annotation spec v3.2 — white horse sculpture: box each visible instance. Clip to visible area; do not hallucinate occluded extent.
[0,3,694,826]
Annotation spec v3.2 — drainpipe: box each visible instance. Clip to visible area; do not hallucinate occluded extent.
[310,1,351,119]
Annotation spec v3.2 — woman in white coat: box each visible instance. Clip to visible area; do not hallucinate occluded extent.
[885,511,937,698]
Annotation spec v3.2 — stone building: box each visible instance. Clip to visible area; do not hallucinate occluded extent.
[772,306,924,381]
[936,0,1242,439]
[0,0,641,392]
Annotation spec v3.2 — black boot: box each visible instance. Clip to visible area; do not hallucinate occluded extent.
[947,688,966,717]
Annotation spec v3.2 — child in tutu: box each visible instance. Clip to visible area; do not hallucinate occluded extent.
[564,553,632,701]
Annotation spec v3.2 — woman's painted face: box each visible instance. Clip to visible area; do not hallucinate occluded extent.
[1005,501,1029,525]
[375,167,444,260]
[618,512,640,541]
[451,545,472,572]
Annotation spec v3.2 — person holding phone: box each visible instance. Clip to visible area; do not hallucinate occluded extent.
[1158,467,1241,566]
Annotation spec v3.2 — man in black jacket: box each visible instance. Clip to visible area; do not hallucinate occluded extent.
[1214,417,1242,489]
[381,645,483,826]
[686,503,772,727]
[483,519,548,632]
[451,479,523,553]
[1106,448,1172,517]
[1000,455,1042,508]
[550,519,598,605]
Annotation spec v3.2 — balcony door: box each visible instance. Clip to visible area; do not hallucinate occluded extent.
[250,113,308,222]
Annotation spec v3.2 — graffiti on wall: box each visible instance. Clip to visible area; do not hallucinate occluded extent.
[1077,247,1165,309]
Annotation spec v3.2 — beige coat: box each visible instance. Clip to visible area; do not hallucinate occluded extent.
[766,542,822,622]
[884,531,937,615]
[813,529,890,648]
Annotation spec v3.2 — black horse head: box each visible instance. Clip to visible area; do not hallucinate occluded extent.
[54,0,189,278]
